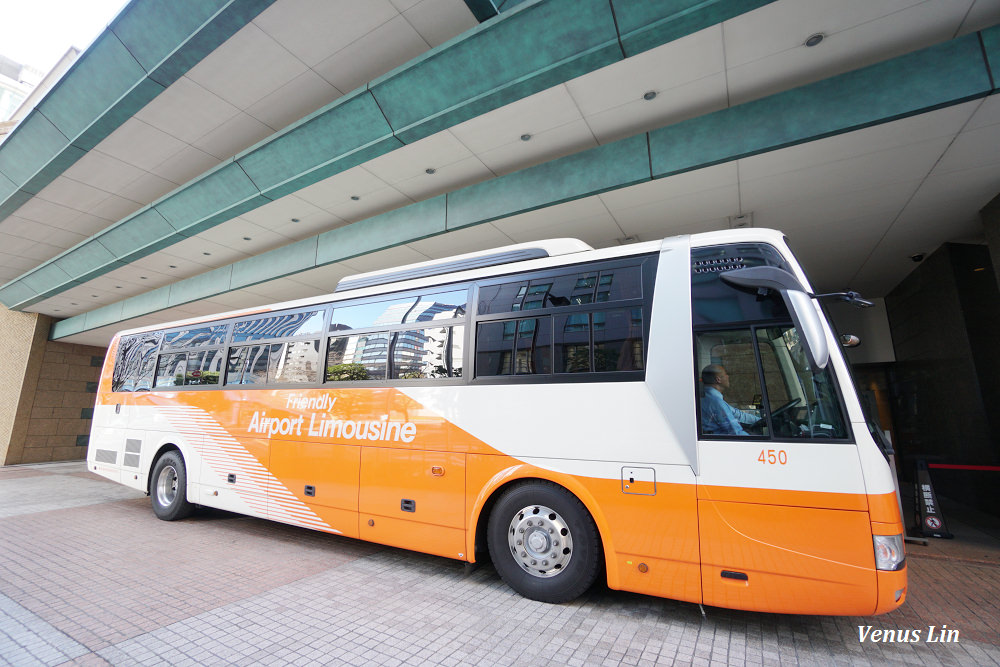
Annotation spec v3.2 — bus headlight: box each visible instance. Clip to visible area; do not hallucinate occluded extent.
[873,534,905,571]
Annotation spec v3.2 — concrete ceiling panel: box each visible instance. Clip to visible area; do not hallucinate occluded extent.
[313,15,428,95]
[253,0,399,68]
[184,23,309,110]
[246,70,341,132]
[476,119,597,177]
[449,85,584,155]
[133,76,241,145]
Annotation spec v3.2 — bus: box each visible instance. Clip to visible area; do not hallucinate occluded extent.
[87,228,906,615]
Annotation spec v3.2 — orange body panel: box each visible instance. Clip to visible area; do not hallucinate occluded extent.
[271,441,360,518]
[698,498,877,615]
[359,447,466,530]
[698,483,868,512]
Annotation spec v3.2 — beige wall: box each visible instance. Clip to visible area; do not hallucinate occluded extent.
[1,306,107,465]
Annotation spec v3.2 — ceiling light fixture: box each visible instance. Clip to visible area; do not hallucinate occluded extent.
[643,91,657,101]
[805,33,825,47]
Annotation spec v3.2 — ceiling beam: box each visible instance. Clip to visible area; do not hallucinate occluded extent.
[1,0,777,311]
[49,28,1000,340]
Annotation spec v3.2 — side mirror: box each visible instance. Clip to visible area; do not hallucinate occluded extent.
[720,266,830,370]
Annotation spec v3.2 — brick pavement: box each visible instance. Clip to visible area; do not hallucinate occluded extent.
[1,461,998,666]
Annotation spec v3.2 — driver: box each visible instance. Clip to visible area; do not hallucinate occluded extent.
[700,364,759,436]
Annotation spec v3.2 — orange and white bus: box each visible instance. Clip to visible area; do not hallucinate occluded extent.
[88,228,906,615]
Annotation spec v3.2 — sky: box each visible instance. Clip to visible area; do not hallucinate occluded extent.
[0,0,128,72]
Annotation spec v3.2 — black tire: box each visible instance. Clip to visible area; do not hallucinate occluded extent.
[150,450,194,521]
[487,482,601,603]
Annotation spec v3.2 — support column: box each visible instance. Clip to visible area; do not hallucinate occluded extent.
[0,307,50,465]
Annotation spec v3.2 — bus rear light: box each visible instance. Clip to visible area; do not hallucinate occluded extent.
[873,534,905,571]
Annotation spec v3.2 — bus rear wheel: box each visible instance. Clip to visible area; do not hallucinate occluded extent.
[150,450,194,521]
[487,482,600,603]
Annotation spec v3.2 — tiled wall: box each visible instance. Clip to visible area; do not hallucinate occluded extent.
[1,305,107,465]
[20,341,106,464]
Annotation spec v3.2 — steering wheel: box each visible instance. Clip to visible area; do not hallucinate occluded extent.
[770,397,801,419]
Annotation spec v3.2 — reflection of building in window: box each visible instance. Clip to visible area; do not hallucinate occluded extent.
[234,311,324,341]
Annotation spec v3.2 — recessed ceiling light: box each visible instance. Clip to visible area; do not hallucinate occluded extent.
[805,33,824,47]
[425,168,436,175]
[351,195,360,201]
[520,134,532,142]
[643,91,657,101]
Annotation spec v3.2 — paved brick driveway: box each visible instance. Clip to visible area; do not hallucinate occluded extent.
[1,462,998,666]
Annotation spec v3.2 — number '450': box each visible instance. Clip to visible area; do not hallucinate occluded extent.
[758,449,787,465]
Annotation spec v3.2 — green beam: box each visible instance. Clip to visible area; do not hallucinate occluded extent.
[48,29,999,340]
[5,0,780,311]
[0,0,277,220]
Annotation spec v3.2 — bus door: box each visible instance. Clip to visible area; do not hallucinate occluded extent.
[691,244,877,615]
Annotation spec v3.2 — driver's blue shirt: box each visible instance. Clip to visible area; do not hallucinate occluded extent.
[701,386,758,436]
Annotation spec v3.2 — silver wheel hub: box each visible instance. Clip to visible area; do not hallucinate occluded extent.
[156,464,178,506]
[507,504,573,578]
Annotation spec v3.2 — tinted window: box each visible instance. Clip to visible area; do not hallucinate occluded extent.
[331,289,466,330]
[476,321,515,376]
[478,264,642,315]
[691,243,792,326]
[514,317,551,374]
[233,310,325,342]
[596,266,641,302]
[326,332,390,381]
[594,308,644,372]
[391,326,464,379]
[269,340,321,384]
[162,325,228,349]
[112,332,162,392]
[227,345,270,385]
[186,349,223,385]
[154,353,187,388]
[554,313,590,373]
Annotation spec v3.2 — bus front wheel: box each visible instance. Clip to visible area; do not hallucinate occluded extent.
[487,482,600,603]
[150,450,194,521]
